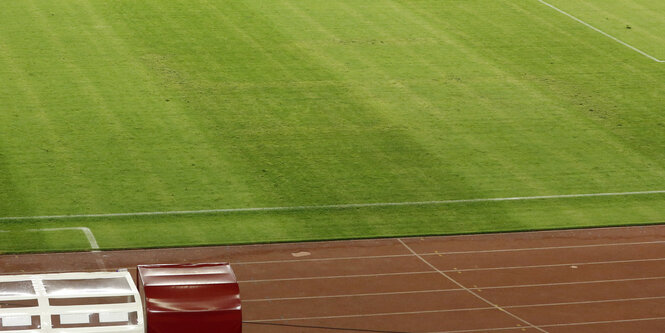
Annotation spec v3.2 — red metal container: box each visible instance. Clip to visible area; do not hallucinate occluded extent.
[138,263,241,333]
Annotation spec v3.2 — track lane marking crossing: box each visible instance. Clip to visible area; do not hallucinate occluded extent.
[397,239,549,332]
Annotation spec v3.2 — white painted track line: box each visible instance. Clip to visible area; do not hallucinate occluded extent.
[233,253,413,265]
[239,271,437,283]
[236,258,665,283]
[243,276,665,302]
[242,288,465,302]
[245,295,665,322]
[448,257,665,272]
[539,316,665,328]
[538,0,665,63]
[430,316,665,333]
[2,189,664,221]
[232,239,665,265]
[241,276,665,301]
[481,275,665,290]
[237,257,665,283]
[397,239,549,333]
[424,239,665,255]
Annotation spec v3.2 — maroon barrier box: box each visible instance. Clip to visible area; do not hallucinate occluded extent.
[137,263,241,333]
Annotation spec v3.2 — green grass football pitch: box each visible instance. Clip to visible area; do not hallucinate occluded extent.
[1,0,665,253]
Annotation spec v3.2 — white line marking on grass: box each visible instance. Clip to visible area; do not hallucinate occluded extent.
[538,0,665,63]
[2,190,665,221]
[398,239,549,333]
[28,227,99,250]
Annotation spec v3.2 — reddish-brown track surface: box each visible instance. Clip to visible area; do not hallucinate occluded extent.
[2,224,665,332]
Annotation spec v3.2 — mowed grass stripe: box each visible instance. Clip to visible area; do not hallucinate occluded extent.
[1,0,664,252]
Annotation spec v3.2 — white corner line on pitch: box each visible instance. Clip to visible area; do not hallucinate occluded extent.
[27,227,100,250]
[1,189,664,221]
[538,0,665,63]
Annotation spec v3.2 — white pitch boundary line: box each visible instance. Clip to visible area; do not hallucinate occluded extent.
[2,189,665,221]
[27,227,100,250]
[538,0,665,63]
[397,239,549,333]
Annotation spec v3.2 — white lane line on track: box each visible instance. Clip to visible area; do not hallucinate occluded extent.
[237,255,665,282]
[423,239,665,255]
[480,275,665,290]
[238,271,437,283]
[428,316,665,333]
[243,288,465,302]
[242,276,665,302]
[2,190,664,221]
[537,0,665,63]
[397,239,549,333]
[231,239,665,265]
[450,257,665,272]
[240,272,665,286]
[235,256,665,280]
[539,316,665,328]
[233,253,412,265]
[245,295,665,323]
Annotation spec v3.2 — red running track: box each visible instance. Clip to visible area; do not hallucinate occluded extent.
[2,224,665,332]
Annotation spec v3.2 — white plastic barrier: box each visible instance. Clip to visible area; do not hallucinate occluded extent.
[0,271,144,332]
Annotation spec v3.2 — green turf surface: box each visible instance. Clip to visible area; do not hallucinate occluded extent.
[1,0,664,253]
